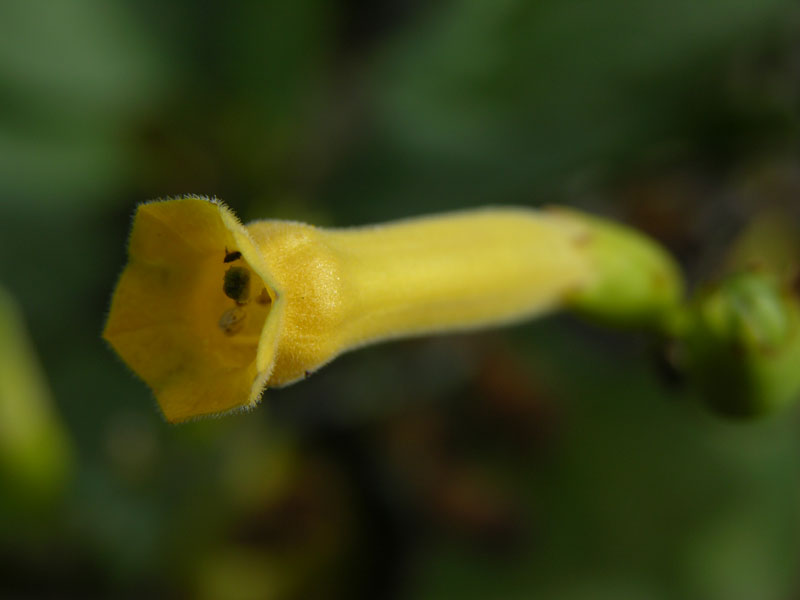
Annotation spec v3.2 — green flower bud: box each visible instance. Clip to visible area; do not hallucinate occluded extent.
[680,271,800,417]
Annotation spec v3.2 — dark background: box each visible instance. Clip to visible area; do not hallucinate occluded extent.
[2,1,800,598]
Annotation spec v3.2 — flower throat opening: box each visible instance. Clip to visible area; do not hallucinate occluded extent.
[216,247,271,340]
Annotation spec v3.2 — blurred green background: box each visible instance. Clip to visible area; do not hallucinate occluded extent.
[2,1,800,598]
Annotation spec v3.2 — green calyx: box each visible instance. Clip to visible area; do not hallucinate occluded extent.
[563,210,684,331]
[560,208,800,418]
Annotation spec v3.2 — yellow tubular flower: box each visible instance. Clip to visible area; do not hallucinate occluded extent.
[103,197,682,423]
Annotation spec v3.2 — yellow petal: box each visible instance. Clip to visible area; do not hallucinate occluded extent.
[104,197,281,422]
[247,208,593,387]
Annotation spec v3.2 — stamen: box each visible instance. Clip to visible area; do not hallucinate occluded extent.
[218,307,247,336]
[224,247,242,263]
[256,287,271,306]
[223,266,251,305]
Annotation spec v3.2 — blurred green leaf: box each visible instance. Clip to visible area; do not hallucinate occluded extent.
[330,0,796,217]
[0,0,166,207]
[0,286,72,506]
